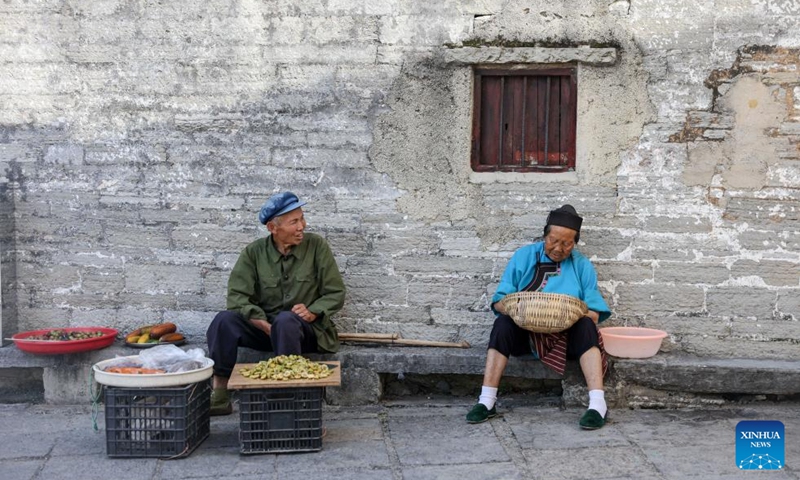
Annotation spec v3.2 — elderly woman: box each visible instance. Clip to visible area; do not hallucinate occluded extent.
[467,205,612,430]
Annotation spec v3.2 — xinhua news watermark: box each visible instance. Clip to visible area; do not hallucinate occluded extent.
[736,420,785,471]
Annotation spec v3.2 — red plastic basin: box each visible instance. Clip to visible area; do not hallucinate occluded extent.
[12,327,118,355]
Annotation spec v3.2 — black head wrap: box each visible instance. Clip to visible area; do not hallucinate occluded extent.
[545,204,583,233]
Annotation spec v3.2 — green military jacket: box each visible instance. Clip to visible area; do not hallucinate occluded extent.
[226,232,346,353]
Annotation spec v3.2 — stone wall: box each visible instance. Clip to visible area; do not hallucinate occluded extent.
[0,0,798,359]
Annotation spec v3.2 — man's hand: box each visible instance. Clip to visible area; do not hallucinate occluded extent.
[251,318,271,336]
[291,304,318,323]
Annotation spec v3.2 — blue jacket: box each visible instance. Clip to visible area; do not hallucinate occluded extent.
[491,242,611,322]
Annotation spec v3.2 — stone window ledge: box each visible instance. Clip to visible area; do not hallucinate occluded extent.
[469,171,579,184]
[441,47,617,66]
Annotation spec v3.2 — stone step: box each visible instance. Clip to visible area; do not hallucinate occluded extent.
[613,355,800,395]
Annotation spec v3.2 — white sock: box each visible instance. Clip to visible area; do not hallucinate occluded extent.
[478,386,498,410]
[588,389,607,417]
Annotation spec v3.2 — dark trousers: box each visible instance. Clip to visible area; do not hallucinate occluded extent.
[206,310,318,378]
[488,314,599,359]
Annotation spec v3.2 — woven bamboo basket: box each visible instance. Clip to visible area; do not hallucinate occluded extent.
[499,292,589,333]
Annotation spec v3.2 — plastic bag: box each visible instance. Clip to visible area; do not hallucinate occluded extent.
[99,356,143,369]
[137,344,209,373]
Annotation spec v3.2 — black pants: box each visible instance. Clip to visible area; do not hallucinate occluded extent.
[206,310,318,378]
[488,314,599,359]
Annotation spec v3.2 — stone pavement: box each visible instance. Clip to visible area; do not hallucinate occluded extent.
[1,395,798,480]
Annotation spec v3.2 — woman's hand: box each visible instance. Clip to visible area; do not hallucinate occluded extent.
[587,310,600,324]
[493,299,507,315]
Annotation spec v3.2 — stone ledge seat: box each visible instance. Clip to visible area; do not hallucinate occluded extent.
[0,341,558,404]
[1,341,799,405]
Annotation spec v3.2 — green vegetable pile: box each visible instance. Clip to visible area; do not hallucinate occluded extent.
[239,355,332,381]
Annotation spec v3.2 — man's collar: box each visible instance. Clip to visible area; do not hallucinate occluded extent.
[266,235,306,261]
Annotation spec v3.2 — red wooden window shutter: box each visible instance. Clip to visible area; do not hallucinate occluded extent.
[472,67,577,173]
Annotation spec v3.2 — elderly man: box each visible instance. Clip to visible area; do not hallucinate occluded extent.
[206,192,346,415]
[467,205,612,429]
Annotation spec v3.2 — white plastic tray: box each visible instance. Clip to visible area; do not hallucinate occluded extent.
[93,355,214,388]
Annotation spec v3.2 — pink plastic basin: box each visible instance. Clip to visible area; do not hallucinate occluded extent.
[600,327,667,359]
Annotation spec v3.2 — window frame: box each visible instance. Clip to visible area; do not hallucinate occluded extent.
[471,66,578,173]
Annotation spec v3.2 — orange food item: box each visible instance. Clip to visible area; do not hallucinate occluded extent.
[104,367,166,375]
[149,322,177,339]
[159,332,185,343]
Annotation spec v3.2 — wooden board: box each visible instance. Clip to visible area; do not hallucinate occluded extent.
[228,361,341,390]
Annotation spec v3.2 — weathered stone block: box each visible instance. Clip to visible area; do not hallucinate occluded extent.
[177,291,226,311]
[124,264,203,295]
[71,308,163,335]
[594,261,653,283]
[579,229,632,261]
[407,277,487,309]
[272,147,369,169]
[44,144,83,165]
[15,307,73,332]
[724,197,800,228]
[203,269,230,295]
[644,216,713,234]
[393,256,493,277]
[628,237,696,262]
[163,310,215,339]
[731,317,800,341]
[767,0,800,15]
[171,227,257,252]
[706,287,776,319]
[371,233,440,256]
[776,291,800,320]
[306,15,380,45]
[393,323,461,342]
[654,261,731,285]
[730,259,799,287]
[84,144,167,165]
[626,317,730,338]
[0,367,44,403]
[80,267,125,294]
[738,229,800,251]
[615,284,705,317]
[457,323,493,348]
[344,255,392,275]
[325,367,382,406]
[105,225,171,250]
[264,44,378,64]
[379,15,470,46]
[346,275,409,306]
[17,264,82,293]
[43,365,92,404]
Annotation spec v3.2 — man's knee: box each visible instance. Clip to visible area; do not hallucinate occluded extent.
[207,311,243,337]
[272,310,300,328]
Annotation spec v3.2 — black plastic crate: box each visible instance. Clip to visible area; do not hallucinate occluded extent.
[104,380,210,458]
[239,387,324,454]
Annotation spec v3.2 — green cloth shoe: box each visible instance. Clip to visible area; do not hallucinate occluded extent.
[579,409,606,430]
[466,403,498,424]
[210,388,232,416]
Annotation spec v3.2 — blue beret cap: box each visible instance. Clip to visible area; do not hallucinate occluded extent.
[258,191,307,225]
